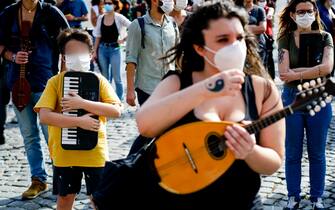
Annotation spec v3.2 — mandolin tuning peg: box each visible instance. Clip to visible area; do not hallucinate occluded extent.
[312,101,318,106]
[301,93,306,98]
[314,105,321,112]
[297,84,303,91]
[325,96,333,103]
[322,92,328,97]
[306,105,312,110]
[310,80,316,87]
[307,90,313,96]
[309,110,316,116]
[303,82,310,89]
[313,88,319,94]
[317,78,322,84]
[320,101,326,107]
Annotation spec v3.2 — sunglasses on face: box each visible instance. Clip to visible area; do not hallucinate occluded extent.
[295,9,315,17]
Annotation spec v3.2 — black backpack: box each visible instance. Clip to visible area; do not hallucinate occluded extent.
[137,16,179,49]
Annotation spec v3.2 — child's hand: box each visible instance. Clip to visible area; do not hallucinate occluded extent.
[78,113,100,132]
[62,92,85,112]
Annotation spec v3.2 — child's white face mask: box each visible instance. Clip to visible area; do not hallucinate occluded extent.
[65,53,91,72]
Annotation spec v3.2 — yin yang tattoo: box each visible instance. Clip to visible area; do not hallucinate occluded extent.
[206,79,225,92]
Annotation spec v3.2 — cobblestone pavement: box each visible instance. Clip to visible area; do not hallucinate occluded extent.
[1,0,335,209]
[0,94,335,209]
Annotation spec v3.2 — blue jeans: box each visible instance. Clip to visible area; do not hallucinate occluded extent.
[282,86,332,201]
[13,92,48,182]
[98,44,123,100]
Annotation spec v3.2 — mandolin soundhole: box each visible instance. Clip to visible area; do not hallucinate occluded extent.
[205,133,226,160]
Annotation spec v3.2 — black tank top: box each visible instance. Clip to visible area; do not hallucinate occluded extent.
[100,16,119,43]
[153,70,261,210]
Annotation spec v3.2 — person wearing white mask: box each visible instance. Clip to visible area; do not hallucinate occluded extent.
[126,0,179,106]
[93,0,131,101]
[136,1,284,209]
[278,0,333,209]
[257,0,276,79]
[34,28,122,210]
[169,0,188,27]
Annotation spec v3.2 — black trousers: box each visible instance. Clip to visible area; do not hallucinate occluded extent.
[127,88,152,156]
[135,88,150,106]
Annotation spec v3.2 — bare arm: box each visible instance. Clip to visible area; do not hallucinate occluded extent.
[136,70,245,137]
[245,77,284,175]
[91,8,98,27]
[126,63,136,91]
[75,14,88,22]
[291,46,333,78]
[39,108,100,131]
[79,100,122,118]
[61,92,122,118]
[93,37,101,60]
[126,62,137,106]
[279,46,333,82]
[246,21,266,35]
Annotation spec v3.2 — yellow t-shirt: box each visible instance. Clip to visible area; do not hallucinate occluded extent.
[34,71,120,167]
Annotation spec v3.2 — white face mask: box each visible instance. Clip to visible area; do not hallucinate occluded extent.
[204,41,247,72]
[295,13,315,28]
[258,1,266,8]
[174,0,187,11]
[160,0,174,14]
[65,53,91,72]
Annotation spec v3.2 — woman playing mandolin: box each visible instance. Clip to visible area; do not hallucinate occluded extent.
[136,0,285,209]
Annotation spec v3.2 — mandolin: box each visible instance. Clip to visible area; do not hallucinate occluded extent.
[154,78,335,194]
[12,21,32,112]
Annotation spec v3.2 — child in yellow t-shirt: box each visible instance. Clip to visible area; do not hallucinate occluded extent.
[34,29,122,209]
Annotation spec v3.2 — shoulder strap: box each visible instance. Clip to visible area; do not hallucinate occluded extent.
[137,17,145,49]
[241,75,259,121]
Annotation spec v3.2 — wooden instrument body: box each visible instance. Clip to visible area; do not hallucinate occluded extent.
[154,77,335,194]
[12,21,32,112]
[12,77,31,111]
[154,121,235,195]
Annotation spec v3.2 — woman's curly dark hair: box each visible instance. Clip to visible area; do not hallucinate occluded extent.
[278,0,323,41]
[162,0,268,77]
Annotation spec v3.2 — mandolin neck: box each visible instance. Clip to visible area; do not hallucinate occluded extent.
[244,107,293,134]
[19,64,26,79]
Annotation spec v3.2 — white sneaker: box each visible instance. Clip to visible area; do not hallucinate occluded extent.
[284,196,300,210]
[312,197,325,210]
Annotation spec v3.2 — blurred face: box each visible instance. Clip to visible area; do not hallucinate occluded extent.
[104,0,114,12]
[64,40,91,55]
[64,40,91,71]
[291,2,315,21]
[257,0,267,7]
[244,0,253,5]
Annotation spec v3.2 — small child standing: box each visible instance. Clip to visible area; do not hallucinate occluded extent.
[34,29,122,210]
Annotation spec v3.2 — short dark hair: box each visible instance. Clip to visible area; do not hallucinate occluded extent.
[57,28,93,54]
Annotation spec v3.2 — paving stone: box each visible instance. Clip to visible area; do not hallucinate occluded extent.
[0,198,13,206]
[21,202,41,210]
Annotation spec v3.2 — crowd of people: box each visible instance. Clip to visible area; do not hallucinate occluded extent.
[0,0,334,209]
